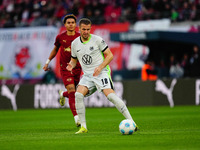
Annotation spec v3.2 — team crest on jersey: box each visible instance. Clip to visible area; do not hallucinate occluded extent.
[90,47,94,51]
[64,47,71,52]
[67,78,72,82]
[63,40,66,43]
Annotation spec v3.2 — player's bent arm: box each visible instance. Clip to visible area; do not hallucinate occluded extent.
[43,46,59,71]
[93,48,113,76]
[66,57,78,71]
[48,46,59,61]
[100,48,113,69]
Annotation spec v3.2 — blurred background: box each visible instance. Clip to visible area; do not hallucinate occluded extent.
[0,0,200,110]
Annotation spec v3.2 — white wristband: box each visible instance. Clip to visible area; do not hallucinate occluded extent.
[46,59,50,65]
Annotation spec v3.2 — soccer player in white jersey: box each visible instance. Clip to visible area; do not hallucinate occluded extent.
[67,18,138,134]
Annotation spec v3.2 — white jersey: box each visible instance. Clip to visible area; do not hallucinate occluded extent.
[71,34,110,76]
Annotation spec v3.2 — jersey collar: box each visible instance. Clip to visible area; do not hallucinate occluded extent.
[80,34,91,44]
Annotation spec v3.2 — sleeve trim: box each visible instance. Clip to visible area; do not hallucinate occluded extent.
[71,56,77,59]
[102,46,108,52]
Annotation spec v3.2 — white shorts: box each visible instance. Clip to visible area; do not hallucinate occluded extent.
[78,72,114,97]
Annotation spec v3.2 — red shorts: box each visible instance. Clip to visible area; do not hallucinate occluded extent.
[60,67,82,87]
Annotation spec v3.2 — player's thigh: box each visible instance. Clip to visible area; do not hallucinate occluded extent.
[66,84,76,93]
[76,85,89,96]
[78,75,97,96]
[61,70,75,87]
[72,68,82,87]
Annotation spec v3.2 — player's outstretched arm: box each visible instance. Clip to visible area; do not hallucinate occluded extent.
[66,57,78,71]
[43,46,59,71]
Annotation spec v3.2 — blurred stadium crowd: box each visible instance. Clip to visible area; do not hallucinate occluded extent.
[1,0,200,28]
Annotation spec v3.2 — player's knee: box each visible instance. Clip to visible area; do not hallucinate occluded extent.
[75,92,84,102]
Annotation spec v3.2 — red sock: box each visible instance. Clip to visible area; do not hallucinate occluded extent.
[68,91,77,116]
[63,91,68,98]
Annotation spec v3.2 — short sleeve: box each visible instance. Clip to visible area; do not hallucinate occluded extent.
[54,35,60,47]
[71,41,77,58]
[98,36,108,52]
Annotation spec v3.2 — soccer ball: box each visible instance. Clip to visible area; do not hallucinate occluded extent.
[119,119,136,135]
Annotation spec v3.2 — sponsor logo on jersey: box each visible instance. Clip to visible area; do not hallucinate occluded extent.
[67,78,72,82]
[82,54,92,65]
[64,47,71,52]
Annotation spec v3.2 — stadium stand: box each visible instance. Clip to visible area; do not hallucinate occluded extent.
[1,0,200,28]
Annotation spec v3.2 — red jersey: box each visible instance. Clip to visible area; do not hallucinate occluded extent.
[54,31,81,71]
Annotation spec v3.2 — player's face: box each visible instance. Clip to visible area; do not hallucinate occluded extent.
[64,18,76,32]
[79,24,91,41]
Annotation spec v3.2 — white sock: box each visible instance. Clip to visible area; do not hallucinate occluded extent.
[75,92,87,129]
[107,93,136,124]
[74,115,79,124]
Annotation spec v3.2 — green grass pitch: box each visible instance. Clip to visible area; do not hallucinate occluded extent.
[0,105,200,150]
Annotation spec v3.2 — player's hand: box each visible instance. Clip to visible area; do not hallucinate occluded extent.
[43,64,50,71]
[66,63,73,71]
[93,67,101,76]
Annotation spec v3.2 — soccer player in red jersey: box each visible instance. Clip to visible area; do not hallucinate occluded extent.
[43,14,81,127]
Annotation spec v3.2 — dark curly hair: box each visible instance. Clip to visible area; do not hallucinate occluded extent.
[62,14,77,24]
